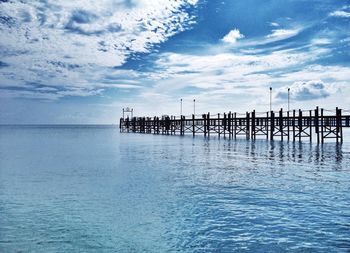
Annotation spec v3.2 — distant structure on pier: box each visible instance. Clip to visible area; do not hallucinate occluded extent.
[122,107,133,119]
[120,107,350,143]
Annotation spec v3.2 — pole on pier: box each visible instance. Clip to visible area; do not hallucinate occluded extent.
[193,99,196,116]
[180,99,182,116]
[288,88,290,112]
[269,87,272,112]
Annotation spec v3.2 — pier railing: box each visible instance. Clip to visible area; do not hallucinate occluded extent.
[120,107,350,143]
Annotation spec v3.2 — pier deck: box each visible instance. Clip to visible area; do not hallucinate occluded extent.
[120,107,350,143]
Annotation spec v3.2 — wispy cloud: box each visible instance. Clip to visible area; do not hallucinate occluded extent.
[269,22,280,27]
[266,28,300,40]
[329,10,350,18]
[141,46,337,105]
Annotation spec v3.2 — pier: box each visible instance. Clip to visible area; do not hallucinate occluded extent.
[120,107,350,143]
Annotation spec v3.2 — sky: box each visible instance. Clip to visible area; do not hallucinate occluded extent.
[0,0,350,124]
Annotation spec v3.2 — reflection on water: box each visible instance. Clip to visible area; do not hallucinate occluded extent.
[0,126,350,252]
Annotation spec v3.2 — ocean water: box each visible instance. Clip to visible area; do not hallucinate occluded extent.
[0,125,350,253]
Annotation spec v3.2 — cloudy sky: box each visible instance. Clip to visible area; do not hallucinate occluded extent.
[1,0,350,124]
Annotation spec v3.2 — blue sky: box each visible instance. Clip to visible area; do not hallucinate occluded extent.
[0,0,350,124]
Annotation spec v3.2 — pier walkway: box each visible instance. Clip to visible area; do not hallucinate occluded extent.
[120,107,350,143]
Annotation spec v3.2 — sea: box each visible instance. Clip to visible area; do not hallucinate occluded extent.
[0,125,350,252]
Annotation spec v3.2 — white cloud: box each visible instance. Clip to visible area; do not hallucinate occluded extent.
[266,28,300,40]
[0,0,198,98]
[311,38,332,45]
[269,22,279,27]
[222,29,245,43]
[329,10,350,18]
[275,80,336,101]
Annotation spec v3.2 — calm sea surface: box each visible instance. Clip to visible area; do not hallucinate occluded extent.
[0,125,350,252]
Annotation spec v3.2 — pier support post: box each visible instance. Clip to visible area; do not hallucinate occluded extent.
[293,110,296,142]
[340,108,343,143]
[336,107,343,143]
[203,114,207,137]
[192,114,195,137]
[270,111,274,141]
[309,110,312,142]
[315,107,319,144]
[183,116,186,136]
[207,112,210,138]
[321,108,324,143]
[223,113,227,138]
[218,113,221,138]
[228,112,232,139]
[287,110,290,141]
[279,108,283,141]
[246,112,250,140]
[298,109,302,142]
[234,113,237,139]
[251,110,256,140]
[266,112,269,140]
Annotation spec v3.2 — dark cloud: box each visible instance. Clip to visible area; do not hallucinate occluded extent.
[48,61,81,70]
[64,9,102,35]
[70,9,97,24]
[107,23,122,33]
[0,15,15,27]
[0,61,10,68]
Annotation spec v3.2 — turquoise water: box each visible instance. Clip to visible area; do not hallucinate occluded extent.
[0,125,350,252]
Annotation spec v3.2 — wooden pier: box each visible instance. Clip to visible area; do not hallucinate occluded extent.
[119,107,350,143]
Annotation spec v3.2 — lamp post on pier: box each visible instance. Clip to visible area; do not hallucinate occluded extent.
[193,99,196,115]
[288,87,290,111]
[269,87,272,112]
[180,98,183,116]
